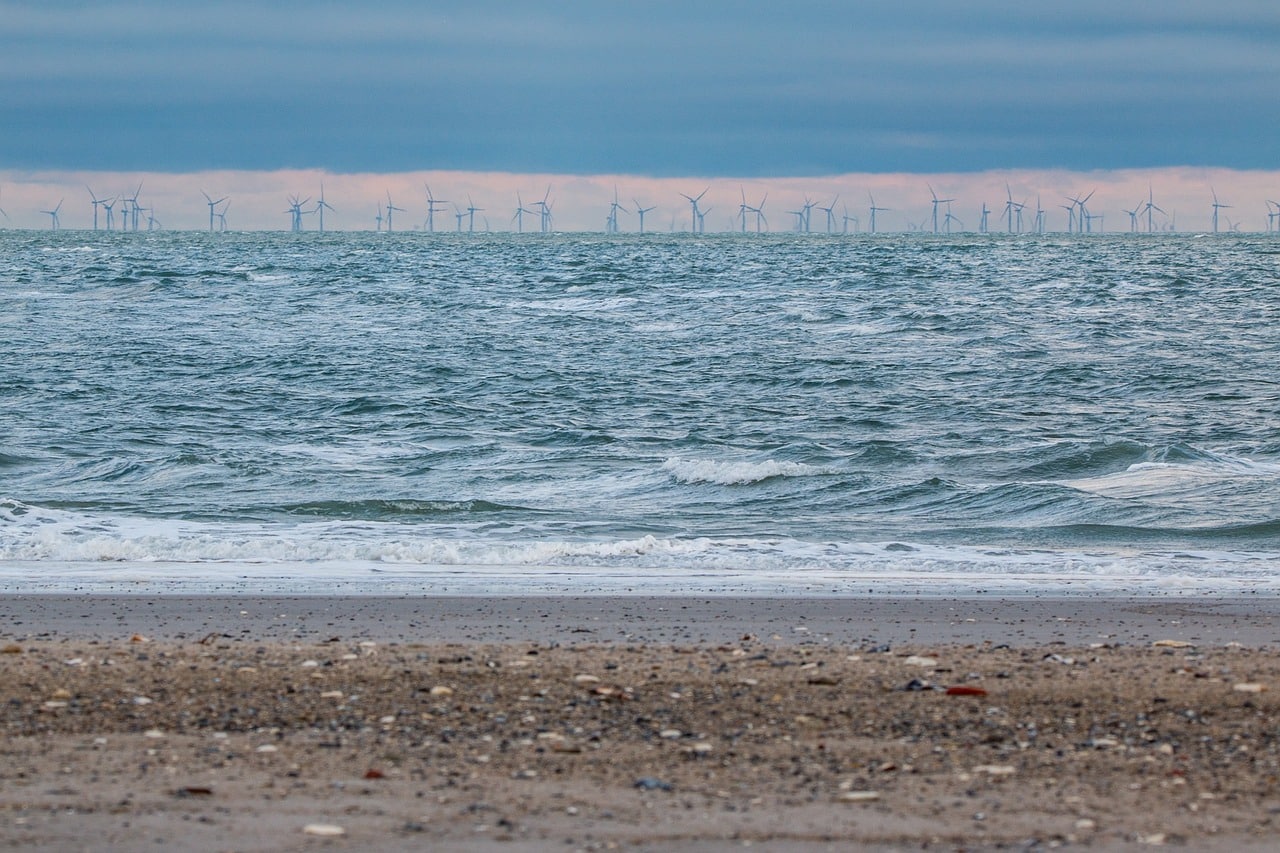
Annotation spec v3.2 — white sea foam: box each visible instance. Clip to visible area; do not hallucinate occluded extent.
[3,499,1279,595]
[662,457,828,486]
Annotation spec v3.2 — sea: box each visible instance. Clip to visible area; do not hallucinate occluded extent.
[2,230,1279,596]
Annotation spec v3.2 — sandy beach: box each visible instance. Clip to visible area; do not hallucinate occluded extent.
[2,594,1279,851]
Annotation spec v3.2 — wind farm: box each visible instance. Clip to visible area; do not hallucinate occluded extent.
[2,171,1279,235]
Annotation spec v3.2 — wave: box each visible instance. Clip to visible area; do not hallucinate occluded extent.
[662,457,830,486]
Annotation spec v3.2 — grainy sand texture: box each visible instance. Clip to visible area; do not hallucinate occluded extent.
[1,594,1278,851]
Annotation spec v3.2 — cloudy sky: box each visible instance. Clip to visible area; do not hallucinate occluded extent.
[3,1,1279,230]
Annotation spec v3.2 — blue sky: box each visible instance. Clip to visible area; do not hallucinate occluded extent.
[4,1,1279,176]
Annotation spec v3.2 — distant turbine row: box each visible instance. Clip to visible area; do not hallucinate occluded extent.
[4,183,1279,235]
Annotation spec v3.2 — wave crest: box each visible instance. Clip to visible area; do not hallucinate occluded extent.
[662,457,827,486]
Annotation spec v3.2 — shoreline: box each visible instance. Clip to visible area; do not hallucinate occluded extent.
[1,592,1277,647]
[3,593,1279,850]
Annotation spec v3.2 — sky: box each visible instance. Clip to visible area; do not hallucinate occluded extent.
[2,1,1279,231]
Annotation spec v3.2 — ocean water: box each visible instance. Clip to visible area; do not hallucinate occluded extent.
[2,230,1279,595]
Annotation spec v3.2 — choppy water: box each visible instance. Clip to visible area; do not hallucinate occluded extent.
[3,230,1279,594]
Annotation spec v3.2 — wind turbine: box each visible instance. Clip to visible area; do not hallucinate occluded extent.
[841,204,857,234]
[737,188,751,234]
[102,197,117,231]
[466,196,483,233]
[1143,186,1164,234]
[384,192,405,232]
[1034,196,1046,234]
[818,194,840,233]
[314,184,334,232]
[680,188,708,234]
[696,205,712,234]
[606,187,627,234]
[42,199,63,230]
[0,186,8,223]
[1075,190,1095,235]
[1124,201,1141,233]
[1267,200,1280,234]
[87,186,107,231]
[1061,197,1078,234]
[127,184,143,231]
[424,185,448,233]
[202,191,227,232]
[942,202,961,234]
[868,194,888,234]
[509,192,529,230]
[532,186,553,233]
[216,201,230,232]
[979,203,990,234]
[751,194,768,232]
[146,209,160,231]
[633,199,656,234]
[928,185,954,234]
[1004,185,1020,233]
[286,195,311,231]
[1211,188,1231,234]
[453,205,464,232]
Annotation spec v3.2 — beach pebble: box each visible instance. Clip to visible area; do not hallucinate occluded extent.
[429,685,454,697]
[300,660,320,668]
[659,729,682,739]
[903,655,938,667]
[945,685,988,697]
[1075,818,1097,831]
[256,744,278,753]
[634,777,673,791]
[132,696,152,705]
[1233,682,1266,693]
[302,824,345,837]
[144,729,166,739]
[1152,640,1194,649]
[837,790,881,803]
[972,764,1016,776]
[320,690,344,699]
[1,644,22,654]
[573,674,601,684]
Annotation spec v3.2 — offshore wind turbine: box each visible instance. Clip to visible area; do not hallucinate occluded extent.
[41,199,63,230]
[202,191,227,232]
[466,196,483,233]
[1267,200,1280,234]
[680,187,708,234]
[314,184,334,232]
[1124,201,1141,233]
[384,192,405,232]
[606,187,627,234]
[868,194,888,234]
[0,186,8,223]
[86,186,108,231]
[532,186,553,233]
[424,185,449,233]
[1211,188,1231,234]
[751,194,768,232]
[1143,186,1164,234]
[928,186,954,234]
[942,202,961,234]
[841,204,857,234]
[979,203,990,234]
[737,188,751,233]
[633,199,656,234]
[512,192,532,233]
[1034,196,1046,234]
[216,201,230,232]
[127,184,143,231]
[818,194,840,233]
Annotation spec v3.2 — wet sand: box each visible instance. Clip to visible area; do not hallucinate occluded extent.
[1,594,1279,850]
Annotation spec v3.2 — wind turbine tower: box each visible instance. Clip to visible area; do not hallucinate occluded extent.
[868,194,888,234]
[928,186,954,234]
[202,191,227,233]
[466,197,483,233]
[680,188,708,234]
[1211,188,1231,234]
[979,203,990,234]
[606,187,627,234]
[314,185,334,232]
[1143,186,1164,234]
[818,194,840,234]
[424,185,449,233]
[87,186,107,231]
[634,199,656,234]
[42,200,63,231]
[384,192,405,232]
